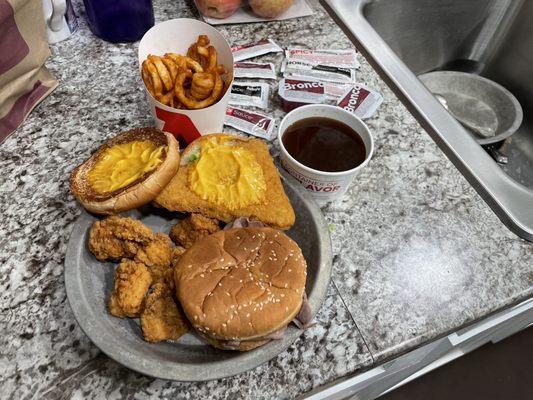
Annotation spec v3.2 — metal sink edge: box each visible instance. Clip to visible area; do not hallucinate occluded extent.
[321,0,533,241]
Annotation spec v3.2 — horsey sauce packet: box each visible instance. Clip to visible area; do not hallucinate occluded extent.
[234,62,276,80]
[285,48,360,69]
[278,78,327,111]
[229,82,270,109]
[231,39,282,62]
[224,106,275,140]
[282,59,356,83]
[337,84,383,119]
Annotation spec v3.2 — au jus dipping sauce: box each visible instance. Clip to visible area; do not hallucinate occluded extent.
[282,117,366,172]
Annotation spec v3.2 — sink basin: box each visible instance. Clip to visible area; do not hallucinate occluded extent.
[322,0,533,241]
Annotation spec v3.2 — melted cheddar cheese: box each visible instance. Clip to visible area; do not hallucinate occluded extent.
[188,139,266,210]
[88,140,164,194]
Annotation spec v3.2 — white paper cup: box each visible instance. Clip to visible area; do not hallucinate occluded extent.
[278,104,374,204]
[138,18,233,145]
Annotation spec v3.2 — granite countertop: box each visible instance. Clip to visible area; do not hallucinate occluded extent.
[1,0,532,398]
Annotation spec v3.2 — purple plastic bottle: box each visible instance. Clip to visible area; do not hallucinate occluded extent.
[82,0,154,43]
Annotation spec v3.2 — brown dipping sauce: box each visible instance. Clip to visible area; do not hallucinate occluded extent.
[282,117,366,172]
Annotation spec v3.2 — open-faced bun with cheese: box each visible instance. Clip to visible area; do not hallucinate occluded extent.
[174,226,308,351]
[70,127,180,215]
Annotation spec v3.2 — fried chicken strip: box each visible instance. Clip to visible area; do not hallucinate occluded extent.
[109,259,152,318]
[89,216,155,261]
[169,213,221,248]
[140,283,189,342]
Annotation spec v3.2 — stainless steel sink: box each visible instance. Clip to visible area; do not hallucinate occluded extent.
[322,0,533,241]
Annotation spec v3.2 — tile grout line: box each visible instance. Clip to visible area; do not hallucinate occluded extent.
[331,278,376,364]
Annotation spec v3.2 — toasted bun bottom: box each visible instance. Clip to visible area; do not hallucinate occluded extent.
[197,331,270,351]
[71,128,180,215]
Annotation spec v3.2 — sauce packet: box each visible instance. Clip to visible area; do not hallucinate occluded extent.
[229,81,270,109]
[281,59,356,83]
[278,78,327,111]
[234,62,277,80]
[285,48,360,69]
[232,39,282,62]
[224,106,275,140]
[336,84,383,119]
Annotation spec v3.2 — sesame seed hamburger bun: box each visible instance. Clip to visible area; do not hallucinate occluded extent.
[174,226,307,351]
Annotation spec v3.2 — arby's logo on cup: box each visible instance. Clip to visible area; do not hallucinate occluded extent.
[281,160,343,194]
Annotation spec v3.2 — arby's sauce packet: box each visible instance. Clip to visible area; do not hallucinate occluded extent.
[224,106,275,140]
[278,78,327,111]
[229,81,270,109]
[285,48,360,69]
[234,62,276,80]
[282,59,356,83]
[336,85,383,119]
[231,39,282,62]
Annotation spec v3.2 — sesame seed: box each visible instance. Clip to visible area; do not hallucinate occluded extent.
[218,283,222,287]
[246,313,250,317]
[220,258,224,262]
[194,315,198,320]
[222,323,227,327]
[200,274,204,278]
[205,327,210,331]
[286,307,289,311]
[281,294,285,297]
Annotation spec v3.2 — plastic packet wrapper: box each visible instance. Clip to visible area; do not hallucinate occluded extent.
[224,106,275,140]
[229,81,270,109]
[282,59,356,83]
[285,48,360,69]
[278,78,327,111]
[232,39,282,62]
[234,62,276,79]
[337,84,383,119]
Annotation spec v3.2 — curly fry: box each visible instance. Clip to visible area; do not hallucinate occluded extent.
[141,62,155,97]
[157,91,175,106]
[148,55,173,92]
[198,35,210,47]
[175,71,222,109]
[185,57,203,73]
[142,59,163,97]
[186,44,200,64]
[223,70,233,95]
[165,53,187,71]
[191,72,215,100]
[215,64,227,75]
[161,56,179,82]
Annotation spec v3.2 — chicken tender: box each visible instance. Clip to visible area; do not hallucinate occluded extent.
[135,232,174,288]
[109,259,152,318]
[169,213,220,248]
[140,283,189,342]
[89,216,154,262]
[135,232,173,268]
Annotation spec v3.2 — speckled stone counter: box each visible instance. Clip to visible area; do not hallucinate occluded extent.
[1,0,532,398]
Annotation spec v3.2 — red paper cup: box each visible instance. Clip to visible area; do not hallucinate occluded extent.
[138,18,234,146]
